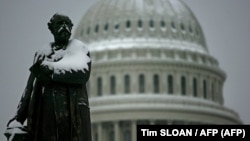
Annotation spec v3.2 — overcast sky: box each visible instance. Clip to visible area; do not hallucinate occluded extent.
[0,0,250,140]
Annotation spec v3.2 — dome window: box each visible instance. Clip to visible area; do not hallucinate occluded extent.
[181,76,186,95]
[104,23,109,31]
[160,20,166,31]
[114,22,120,30]
[95,24,99,33]
[167,75,173,94]
[193,78,197,97]
[149,19,154,28]
[126,20,131,29]
[139,74,145,93]
[110,75,116,94]
[97,77,102,96]
[211,82,215,101]
[138,19,143,28]
[153,74,160,94]
[124,74,130,94]
[161,20,166,28]
[203,80,207,98]
[181,23,185,31]
[171,21,176,30]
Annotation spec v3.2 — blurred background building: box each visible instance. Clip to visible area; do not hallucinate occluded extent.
[74,0,242,141]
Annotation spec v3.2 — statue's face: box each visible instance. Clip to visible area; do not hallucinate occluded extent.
[51,16,72,43]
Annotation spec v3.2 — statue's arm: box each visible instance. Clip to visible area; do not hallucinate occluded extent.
[8,53,41,126]
[8,73,35,126]
[52,52,91,85]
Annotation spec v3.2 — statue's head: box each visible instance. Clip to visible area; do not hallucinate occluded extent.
[48,13,73,44]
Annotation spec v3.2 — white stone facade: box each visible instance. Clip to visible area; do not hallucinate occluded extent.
[74,0,242,141]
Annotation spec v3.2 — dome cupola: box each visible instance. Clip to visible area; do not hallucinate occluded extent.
[75,0,208,53]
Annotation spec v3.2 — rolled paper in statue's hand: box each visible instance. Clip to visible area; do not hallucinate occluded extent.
[4,120,28,141]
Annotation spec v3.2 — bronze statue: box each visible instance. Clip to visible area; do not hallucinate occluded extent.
[5,13,92,141]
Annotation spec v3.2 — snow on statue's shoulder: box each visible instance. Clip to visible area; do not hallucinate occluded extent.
[42,39,91,74]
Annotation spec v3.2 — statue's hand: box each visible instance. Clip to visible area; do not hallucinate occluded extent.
[40,64,53,76]
[30,61,53,86]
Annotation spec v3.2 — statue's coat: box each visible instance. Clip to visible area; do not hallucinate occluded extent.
[16,39,92,141]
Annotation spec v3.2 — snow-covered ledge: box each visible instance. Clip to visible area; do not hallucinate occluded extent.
[89,95,241,124]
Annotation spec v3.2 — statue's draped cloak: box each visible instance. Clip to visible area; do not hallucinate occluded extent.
[15,39,92,141]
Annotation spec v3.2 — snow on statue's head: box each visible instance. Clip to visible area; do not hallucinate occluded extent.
[48,13,74,44]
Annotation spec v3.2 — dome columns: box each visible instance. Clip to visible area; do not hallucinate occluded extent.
[89,58,225,104]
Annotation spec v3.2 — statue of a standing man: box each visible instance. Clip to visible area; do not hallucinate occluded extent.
[5,13,92,141]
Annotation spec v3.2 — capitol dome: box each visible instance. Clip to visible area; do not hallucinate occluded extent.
[75,0,208,53]
[74,0,242,140]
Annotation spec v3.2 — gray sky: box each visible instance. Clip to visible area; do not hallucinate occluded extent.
[0,0,249,140]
